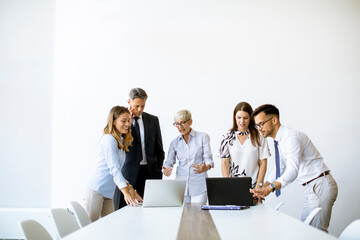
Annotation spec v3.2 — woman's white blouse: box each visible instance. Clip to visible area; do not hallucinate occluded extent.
[88,134,128,199]
[220,131,270,187]
[164,129,214,196]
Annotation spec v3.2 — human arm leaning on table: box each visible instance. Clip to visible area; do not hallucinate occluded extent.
[220,158,230,177]
[193,133,214,174]
[254,159,267,204]
[251,136,301,198]
[249,135,268,203]
[254,135,270,191]
[102,134,142,205]
[162,140,176,177]
[255,160,267,190]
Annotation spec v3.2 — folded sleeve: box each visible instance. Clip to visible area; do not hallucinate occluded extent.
[258,135,271,160]
[202,133,214,168]
[163,140,177,168]
[219,132,233,159]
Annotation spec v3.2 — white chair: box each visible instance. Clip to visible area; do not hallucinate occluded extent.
[18,219,53,240]
[70,201,92,227]
[274,202,285,211]
[339,219,360,240]
[304,207,322,225]
[50,208,80,238]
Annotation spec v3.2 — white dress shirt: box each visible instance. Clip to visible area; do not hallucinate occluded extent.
[88,134,128,198]
[267,125,329,188]
[135,115,147,165]
[163,129,214,196]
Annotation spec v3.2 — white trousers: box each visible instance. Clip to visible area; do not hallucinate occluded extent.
[301,173,338,232]
[184,192,208,204]
[83,188,115,222]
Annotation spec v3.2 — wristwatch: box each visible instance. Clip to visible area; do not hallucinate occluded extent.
[257,182,263,187]
[270,183,276,192]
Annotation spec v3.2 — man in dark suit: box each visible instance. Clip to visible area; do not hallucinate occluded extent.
[114,88,165,209]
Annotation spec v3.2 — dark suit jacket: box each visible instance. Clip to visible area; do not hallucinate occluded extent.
[121,112,165,186]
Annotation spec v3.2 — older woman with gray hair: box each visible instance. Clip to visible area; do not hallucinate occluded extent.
[162,110,214,204]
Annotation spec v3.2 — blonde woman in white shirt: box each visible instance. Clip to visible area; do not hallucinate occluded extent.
[220,102,270,203]
[85,106,142,221]
[162,110,214,204]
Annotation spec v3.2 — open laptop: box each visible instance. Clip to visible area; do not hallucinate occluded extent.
[142,179,186,207]
[205,177,254,207]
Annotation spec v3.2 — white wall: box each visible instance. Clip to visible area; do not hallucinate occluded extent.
[0,0,55,238]
[53,0,360,236]
[1,0,359,238]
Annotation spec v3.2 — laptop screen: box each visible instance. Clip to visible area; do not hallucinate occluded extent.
[142,180,186,207]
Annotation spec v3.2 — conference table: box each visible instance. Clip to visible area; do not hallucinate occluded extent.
[63,203,337,240]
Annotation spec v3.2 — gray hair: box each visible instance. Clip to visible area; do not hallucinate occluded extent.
[174,110,192,122]
[129,88,148,100]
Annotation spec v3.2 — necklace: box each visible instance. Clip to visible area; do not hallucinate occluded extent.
[236,129,249,136]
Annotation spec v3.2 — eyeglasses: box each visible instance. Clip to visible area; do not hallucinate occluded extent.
[254,117,273,130]
[173,120,190,127]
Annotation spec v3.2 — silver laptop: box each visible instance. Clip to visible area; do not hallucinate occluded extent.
[142,179,186,207]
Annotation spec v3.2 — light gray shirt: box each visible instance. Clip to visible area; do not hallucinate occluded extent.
[267,125,329,188]
[164,129,214,196]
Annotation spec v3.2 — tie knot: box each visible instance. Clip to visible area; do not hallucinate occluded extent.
[274,140,278,147]
[134,116,140,122]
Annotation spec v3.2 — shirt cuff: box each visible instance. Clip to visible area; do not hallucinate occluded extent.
[276,178,288,189]
[205,161,214,168]
[116,181,128,190]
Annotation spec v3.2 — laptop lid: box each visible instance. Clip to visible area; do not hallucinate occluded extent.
[142,179,186,207]
[206,177,254,206]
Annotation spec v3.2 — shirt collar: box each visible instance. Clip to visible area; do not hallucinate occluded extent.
[274,125,284,142]
[178,128,196,141]
[133,114,142,122]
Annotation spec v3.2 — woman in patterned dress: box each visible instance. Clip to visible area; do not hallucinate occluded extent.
[220,102,270,203]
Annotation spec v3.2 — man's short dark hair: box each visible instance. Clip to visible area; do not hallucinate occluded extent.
[129,88,148,100]
[252,104,280,118]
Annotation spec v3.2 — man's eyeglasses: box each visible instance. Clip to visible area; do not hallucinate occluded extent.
[173,120,190,127]
[254,117,273,130]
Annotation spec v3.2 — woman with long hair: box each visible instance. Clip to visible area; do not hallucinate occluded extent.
[219,102,270,203]
[84,106,142,221]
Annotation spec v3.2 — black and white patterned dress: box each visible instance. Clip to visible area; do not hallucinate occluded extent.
[219,130,270,188]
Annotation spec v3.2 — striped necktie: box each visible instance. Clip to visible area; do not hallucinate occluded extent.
[133,116,141,142]
[274,140,281,197]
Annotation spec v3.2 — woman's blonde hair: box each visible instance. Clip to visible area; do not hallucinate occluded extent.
[174,109,192,122]
[103,106,133,151]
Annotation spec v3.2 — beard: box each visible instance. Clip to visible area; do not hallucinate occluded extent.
[263,125,275,138]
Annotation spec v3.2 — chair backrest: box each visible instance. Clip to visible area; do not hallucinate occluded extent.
[50,208,80,238]
[19,219,53,240]
[304,207,322,225]
[274,202,285,211]
[339,219,360,240]
[70,201,92,227]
